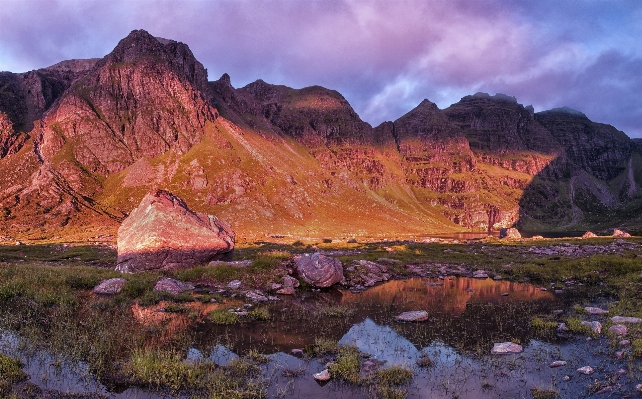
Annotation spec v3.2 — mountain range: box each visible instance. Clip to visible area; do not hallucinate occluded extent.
[1,29,641,241]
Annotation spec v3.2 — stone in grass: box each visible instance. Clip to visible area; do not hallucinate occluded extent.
[313,369,331,382]
[608,324,628,336]
[276,287,296,295]
[245,291,269,302]
[93,278,126,295]
[228,280,242,290]
[153,278,194,295]
[580,321,602,334]
[584,307,608,315]
[472,270,489,279]
[549,361,567,368]
[577,366,594,375]
[395,310,429,322]
[610,316,642,323]
[491,342,523,355]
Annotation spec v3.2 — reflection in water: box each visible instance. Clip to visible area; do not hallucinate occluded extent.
[339,318,419,367]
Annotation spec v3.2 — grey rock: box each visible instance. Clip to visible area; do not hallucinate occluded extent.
[153,278,194,295]
[608,324,628,335]
[313,369,331,382]
[93,278,126,295]
[584,307,608,315]
[276,287,296,295]
[549,361,567,368]
[395,310,429,322]
[576,366,594,375]
[294,253,344,288]
[610,316,642,323]
[228,280,242,289]
[581,320,602,334]
[491,342,523,354]
[282,275,300,288]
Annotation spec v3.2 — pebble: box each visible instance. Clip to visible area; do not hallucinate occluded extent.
[577,366,594,375]
[619,339,631,347]
[549,361,567,368]
[563,375,571,381]
[313,369,331,382]
[491,342,523,354]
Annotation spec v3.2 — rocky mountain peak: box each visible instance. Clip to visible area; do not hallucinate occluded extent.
[538,106,587,118]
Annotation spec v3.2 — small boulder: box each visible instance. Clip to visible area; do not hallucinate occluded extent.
[276,287,296,295]
[577,366,594,375]
[584,307,608,315]
[472,270,489,279]
[608,324,628,336]
[395,310,429,322]
[491,342,523,354]
[93,278,126,295]
[499,228,521,239]
[228,280,242,290]
[153,278,194,295]
[610,316,642,324]
[581,321,602,334]
[613,229,631,238]
[313,369,331,382]
[282,275,300,288]
[245,291,269,302]
[582,231,598,238]
[294,253,344,288]
[116,190,235,273]
[549,361,567,368]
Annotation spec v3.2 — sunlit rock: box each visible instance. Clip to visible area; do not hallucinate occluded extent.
[499,228,521,239]
[490,342,523,354]
[395,310,429,322]
[294,253,344,287]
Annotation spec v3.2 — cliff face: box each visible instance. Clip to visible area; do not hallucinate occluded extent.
[0,29,640,240]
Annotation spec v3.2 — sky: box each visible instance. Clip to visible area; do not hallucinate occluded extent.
[1,0,641,138]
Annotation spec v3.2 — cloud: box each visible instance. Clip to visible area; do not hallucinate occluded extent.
[1,0,641,137]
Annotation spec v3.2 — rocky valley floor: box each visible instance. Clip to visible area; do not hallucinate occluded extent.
[1,236,642,398]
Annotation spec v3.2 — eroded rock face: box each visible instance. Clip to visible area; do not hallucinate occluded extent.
[116,190,234,272]
[294,253,344,287]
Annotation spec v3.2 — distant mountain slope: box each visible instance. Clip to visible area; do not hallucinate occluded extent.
[0,29,640,240]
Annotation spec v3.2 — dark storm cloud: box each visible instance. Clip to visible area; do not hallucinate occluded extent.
[1,0,640,137]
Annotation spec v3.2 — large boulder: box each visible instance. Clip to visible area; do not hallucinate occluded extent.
[116,190,235,272]
[294,253,344,287]
[499,228,521,239]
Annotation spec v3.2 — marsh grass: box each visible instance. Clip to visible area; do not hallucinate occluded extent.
[209,309,240,325]
[531,387,561,399]
[565,317,592,335]
[0,354,27,394]
[328,346,362,384]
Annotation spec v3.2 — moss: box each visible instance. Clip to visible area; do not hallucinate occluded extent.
[565,317,592,335]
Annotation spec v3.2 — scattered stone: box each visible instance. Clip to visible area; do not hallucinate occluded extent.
[209,260,252,267]
[615,351,626,359]
[268,296,280,301]
[116,190,235,272]
[617,368,627,375]
[584,307,608,315]
[595,386,612,394]
[395,310,429,322]
[549,361,567,368]
[313,369,331,382]
[493,275,503,280]
[582,231,598,238]
[245,291,269,302]
[557,323,569,332]
[472,270,489,279]
[282,275,300,288]
[228,280,242,290]
[580,321,602,334]
[499,228,521,239]
[613,229,631,238]
[576,366,594,375]
[93,278,126,295]
[563,375,571,381]
[608,324,628,335]
[294,253,344,288]
[269,283,283,290]
[554,290,564,294]
[291,349,304,357]
[619,340,631,347]
[636,384,642,392]
[153,278,194,295]
[491,342,523,354]
[610,316,642,323]
[276,287,296,295]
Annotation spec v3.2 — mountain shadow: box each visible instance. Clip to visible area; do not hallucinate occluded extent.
[513,107,642,234]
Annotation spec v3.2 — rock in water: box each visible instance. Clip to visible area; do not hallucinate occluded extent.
[116,190,235,272]
[294,253,344,287]
[395,310,429,322]
[93,278,126,295]
[577,366,594,375]
[313,369,331,382]
[491,342,523,354]
[499,228,521,239]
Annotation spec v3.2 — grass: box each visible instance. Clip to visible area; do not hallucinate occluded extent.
[531,387,561,399]
[210,309,240,325]
[328,346,362,384]
[0,354,26,394]
[565,317,592,335]
[248,307,270,321]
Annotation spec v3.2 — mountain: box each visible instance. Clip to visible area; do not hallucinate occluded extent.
[0,29,640,241]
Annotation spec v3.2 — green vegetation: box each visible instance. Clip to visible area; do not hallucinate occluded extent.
[531,387,561,399]
[328,346,362,384]
[0,354,26,394]
[210,309,240,325]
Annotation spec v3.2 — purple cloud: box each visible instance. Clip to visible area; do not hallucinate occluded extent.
[0,0,640,137]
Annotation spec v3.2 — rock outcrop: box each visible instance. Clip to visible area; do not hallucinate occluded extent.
[294,253,344,287]
[116,190,234,272]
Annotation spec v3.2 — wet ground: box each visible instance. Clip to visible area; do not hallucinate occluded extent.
[2,277,640,398]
